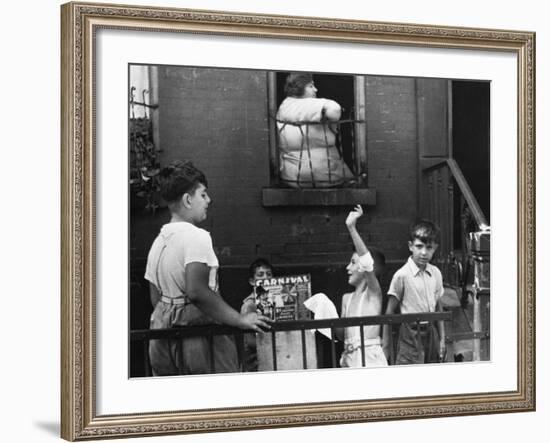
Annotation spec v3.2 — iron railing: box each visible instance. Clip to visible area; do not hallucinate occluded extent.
[422,158,489,281]
[273,114,366,187]
[131,312,452,376]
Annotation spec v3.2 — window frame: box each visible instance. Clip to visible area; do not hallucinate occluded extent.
[264,72,375,206]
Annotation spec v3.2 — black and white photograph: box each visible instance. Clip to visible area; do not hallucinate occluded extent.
[128,64,491,377]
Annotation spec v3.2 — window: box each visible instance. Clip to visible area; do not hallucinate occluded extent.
[263,71,375,206]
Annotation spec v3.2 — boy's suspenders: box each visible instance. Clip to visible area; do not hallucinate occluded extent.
[154,241,168,298]
[154,239,189,305]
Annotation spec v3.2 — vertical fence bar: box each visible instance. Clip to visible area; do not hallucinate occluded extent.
[390,325,396,365]
[415,321,423,363]
[208,332,215,373]
[301,328,307,369]
[271,331,278,371]
[176,339,184,375]
[330,328,337,368]
[473,287,481,361]
[143,339,151,377]
[235,332,245,372]
[428,323,434,363]
[359,324,366,367]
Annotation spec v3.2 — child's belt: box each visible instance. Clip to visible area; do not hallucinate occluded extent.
[410,321,434,333]
[343,337,381,353]
[160,295,189,306]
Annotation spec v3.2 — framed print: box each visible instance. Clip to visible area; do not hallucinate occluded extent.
[61,1,535,440]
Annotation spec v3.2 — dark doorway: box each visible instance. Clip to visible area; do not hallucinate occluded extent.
[452,80,490,244]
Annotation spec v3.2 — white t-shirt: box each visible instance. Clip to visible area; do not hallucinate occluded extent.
[144,222,219,299]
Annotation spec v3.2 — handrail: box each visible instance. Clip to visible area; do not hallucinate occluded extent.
[131,313,453,374]
[423,158,488,230]
[130,312,452,341]
[446,159,489,229]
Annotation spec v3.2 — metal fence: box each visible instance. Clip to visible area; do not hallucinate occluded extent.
[131,312,452,376]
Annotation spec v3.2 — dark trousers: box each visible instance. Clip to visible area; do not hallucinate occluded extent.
[149,301,239,375]
[395,322,440,365]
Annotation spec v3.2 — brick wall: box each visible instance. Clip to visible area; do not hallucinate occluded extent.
[366,76,419,261]
[130,68,446,304]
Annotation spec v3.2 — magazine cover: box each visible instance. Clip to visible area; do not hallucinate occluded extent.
[254,274,312,321]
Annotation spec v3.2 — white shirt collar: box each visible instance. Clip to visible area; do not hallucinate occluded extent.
[407,256,433,276]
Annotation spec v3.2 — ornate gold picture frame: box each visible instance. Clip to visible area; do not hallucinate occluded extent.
[61,1,535,440]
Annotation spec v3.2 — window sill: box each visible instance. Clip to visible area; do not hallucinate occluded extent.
[262,187,376,207]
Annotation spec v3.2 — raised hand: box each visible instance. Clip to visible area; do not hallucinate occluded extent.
[345,204,364,228]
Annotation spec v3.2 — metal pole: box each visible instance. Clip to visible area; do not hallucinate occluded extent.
[472,287,481,361]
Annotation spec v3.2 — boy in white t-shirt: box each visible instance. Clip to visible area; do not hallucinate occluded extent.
[145,160,270,376]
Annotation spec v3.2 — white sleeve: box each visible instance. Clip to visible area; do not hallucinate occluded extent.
[144,258,156,287]
[435,268,444,302]
[144,237,162,287]
[356,252,374,273]
[279,98,327,122]
[388,272,404,302]
[181,229,219,268]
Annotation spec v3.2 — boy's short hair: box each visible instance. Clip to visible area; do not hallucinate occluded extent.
[248,257,274,280]
[409,219,440,244]
[369,247,386,279]
[158,160,207,203]
[284,72,314,97]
